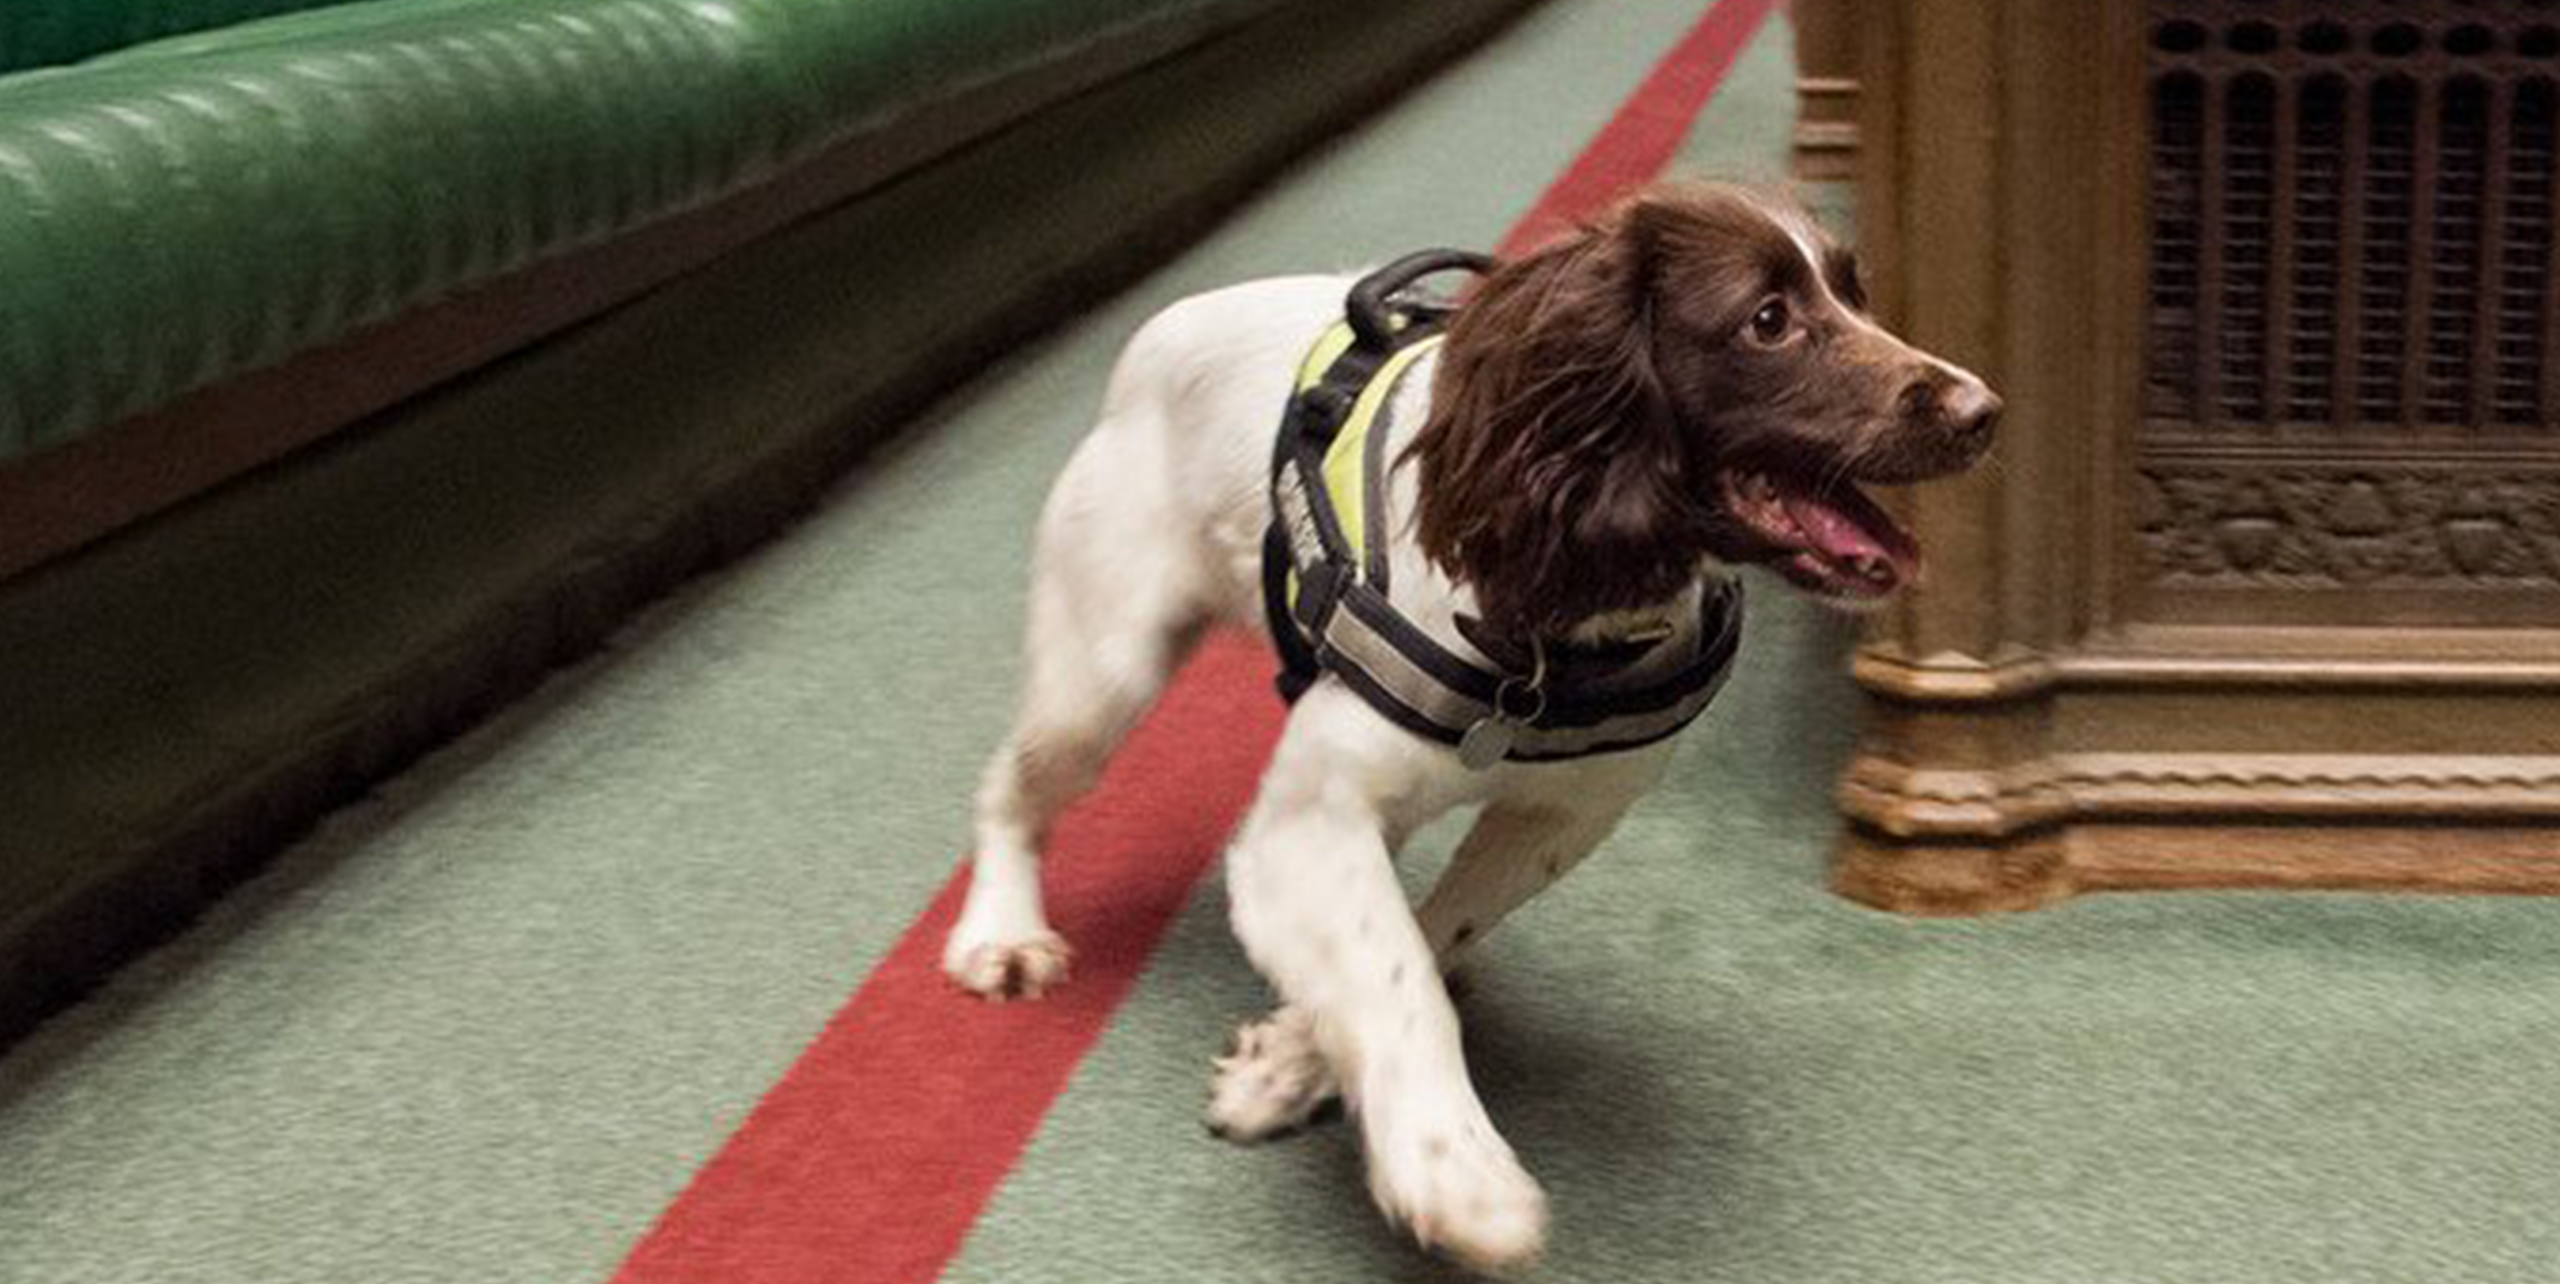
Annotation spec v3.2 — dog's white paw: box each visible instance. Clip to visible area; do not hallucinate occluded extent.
[1205,1008,1339,1142]
[941,928,1072,1000]
[1365,1109,1549,1275]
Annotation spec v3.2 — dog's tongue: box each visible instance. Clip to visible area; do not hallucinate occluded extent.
[1779,486,1921,590]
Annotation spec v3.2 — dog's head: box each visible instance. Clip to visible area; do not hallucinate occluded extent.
[1406,182,1999,636]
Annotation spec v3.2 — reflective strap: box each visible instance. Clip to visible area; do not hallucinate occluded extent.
[1319,593,1500,738]
[1317,583,1741,759]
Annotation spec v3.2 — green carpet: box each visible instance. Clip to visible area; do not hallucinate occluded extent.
[8,4,2560,1283]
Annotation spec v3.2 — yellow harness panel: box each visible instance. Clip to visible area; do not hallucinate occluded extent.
[1294,321,1359,393]
[1315,332,1442,572]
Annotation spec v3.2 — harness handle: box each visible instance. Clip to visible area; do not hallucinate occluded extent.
[1345,249,1495,351]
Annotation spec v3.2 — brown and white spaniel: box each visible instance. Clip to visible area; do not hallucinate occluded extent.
[941,182,1997,1272]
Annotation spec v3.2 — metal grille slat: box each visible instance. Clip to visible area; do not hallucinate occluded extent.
[2330,71,2368,430]
[2361,76,2419,426]
[2470,78,2514,429]
[2532,77,2560,431]
[2222,74,2280,426]
[2500,79,2554,426]
[2149,71,2209,424]
[2199,73,2230,428]
[2401,75,2443,430]
[2287,74,2346,426]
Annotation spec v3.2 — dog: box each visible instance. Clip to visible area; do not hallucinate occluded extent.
[940,182,1998,1271]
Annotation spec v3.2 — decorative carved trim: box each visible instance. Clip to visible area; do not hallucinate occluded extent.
[2136,462,2560,589]
[1840,752,2560,838]
[1864,635,2560,694]
[1849,647,2058,704]
[2059,754,2560,814]
[1836,759,2068,838]
[2058,647,2560,689]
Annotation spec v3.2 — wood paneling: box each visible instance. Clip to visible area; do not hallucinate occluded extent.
[1831,0,2560,912]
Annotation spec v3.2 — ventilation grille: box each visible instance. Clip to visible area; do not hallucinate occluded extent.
[2145,2,2560,437]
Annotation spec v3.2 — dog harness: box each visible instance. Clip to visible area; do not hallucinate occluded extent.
[1261,251,1744,769]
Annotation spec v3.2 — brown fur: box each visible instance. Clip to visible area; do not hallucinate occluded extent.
[1403,182,1994,637]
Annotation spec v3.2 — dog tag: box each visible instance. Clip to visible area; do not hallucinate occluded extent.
[1457,715,1516,771]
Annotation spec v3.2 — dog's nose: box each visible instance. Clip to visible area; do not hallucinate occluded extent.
[1940,378,2002,448]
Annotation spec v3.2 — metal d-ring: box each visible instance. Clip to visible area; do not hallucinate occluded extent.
[1492,637,1550,725]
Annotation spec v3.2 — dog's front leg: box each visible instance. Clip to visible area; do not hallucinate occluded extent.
[1417,743,1672,969]
[1224,695,1546,1274]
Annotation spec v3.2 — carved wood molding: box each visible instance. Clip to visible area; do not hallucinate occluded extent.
[2137,454,2560,590]
[1841,752,2560,838]
[1837,759,2069,839]
[1849,647,2059,704]
[2060,753,2560,813]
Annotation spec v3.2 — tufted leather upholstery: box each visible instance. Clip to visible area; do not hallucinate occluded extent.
[0,0,1276,455]
[0,1,395,74]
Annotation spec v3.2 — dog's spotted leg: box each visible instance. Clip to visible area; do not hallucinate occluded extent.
[1415,748,1665,972]
[1225,688,1547,1273]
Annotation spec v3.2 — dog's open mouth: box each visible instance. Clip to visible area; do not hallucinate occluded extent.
[1716,468,1921,598]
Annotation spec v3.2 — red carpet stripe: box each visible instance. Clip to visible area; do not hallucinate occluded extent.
[611,4,1776,1280]
[1496,0,1787,259]
[613,636,1282,1284]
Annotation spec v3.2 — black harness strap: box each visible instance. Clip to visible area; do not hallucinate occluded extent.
[1263,520,1322,703]
[1264,250,1478,703]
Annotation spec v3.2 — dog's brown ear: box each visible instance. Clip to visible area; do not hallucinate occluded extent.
[1405,200,1714,638]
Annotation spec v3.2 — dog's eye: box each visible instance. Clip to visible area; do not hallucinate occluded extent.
[1838,266,1868,312]
[1747,298,1791,345]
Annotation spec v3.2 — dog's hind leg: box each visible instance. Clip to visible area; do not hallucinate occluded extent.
[944,427,1210,1000]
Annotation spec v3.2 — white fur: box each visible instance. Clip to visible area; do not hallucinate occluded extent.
[945,276,1689,1272]
[1776,204,1992,417]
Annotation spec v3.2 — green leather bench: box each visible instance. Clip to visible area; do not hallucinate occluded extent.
[0,0,1542,1046]
[1,0,1306,484]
